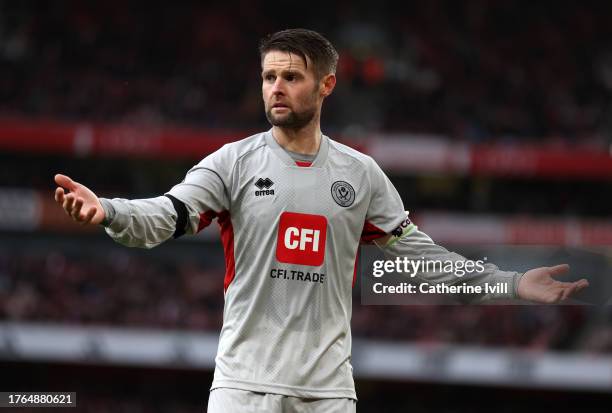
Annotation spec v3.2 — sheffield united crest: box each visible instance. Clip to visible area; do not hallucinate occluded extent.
[331,181,355,207]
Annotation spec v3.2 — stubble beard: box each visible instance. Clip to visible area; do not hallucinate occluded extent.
[265,105,317,130]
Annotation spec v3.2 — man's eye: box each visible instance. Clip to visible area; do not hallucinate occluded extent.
[265,75,275,82]
[286,75,295,81]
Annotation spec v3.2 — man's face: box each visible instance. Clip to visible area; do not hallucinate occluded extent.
[262,51,321,130]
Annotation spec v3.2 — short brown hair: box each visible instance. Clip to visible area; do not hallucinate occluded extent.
[259,28,339,79]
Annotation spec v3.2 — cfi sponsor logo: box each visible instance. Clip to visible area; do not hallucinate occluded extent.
[391,215,412,237]
[276,212,327,266]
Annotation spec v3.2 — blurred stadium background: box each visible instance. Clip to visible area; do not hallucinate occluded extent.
[1,0,612,411]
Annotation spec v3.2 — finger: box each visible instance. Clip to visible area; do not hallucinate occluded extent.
[560,284,577,301]
[55,187,65,204]
[71,198,84,220]
[560,279,589,301]
[54,174,78,191]
[63,193,75,213]
[549,264,570,278]
[574,279,589,292]
[80,207,97,225]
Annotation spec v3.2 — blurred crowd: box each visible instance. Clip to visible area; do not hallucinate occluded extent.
[0,0,611,142]
[0,247,225,330]
[1,244,607,353]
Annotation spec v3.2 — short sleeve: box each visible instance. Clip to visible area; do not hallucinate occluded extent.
[166,144,232,234]
[364,157,406,234]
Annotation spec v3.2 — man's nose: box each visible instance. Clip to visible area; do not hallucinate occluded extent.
[271,78,285,95]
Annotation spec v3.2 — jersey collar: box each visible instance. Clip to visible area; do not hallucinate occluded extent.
[265,129,329,168]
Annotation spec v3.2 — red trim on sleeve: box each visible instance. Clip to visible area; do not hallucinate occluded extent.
[360,220,387,244]
[295,161,312,167]
[197,210,217,233]
[354,220,387,287]
[218,211,236,293]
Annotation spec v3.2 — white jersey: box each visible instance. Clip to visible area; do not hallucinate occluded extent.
[168,130,404,399]
[100,129,521,400]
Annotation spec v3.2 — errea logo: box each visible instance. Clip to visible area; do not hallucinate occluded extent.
[276,212,327,266]
[255,177,274,197]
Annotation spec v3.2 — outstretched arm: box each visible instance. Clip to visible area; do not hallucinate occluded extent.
[53,157,230,249]
[376,225,520,302]
[375,216,588,303]
[53,173,180,248]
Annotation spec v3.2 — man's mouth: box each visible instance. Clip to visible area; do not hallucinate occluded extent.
[272,103,289,108]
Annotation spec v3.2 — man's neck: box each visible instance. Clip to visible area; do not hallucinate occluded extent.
[271,122,321,155]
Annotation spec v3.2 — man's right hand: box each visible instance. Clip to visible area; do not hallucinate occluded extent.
[54,174,105,225]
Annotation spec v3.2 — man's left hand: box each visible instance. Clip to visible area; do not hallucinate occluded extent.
[517,264,589,303]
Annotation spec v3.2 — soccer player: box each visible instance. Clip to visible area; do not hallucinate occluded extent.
[54,29,589,412]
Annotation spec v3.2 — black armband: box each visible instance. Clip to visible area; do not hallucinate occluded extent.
[164,194,189,239]
[99,198,116,227]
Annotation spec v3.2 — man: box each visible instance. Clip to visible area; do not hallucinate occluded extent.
[54,29,588,412]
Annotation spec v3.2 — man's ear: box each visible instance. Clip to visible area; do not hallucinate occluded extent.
[320,74,336,97]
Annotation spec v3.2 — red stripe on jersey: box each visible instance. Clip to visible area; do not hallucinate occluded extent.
[218,211,236,292]
[360,220,387,243]
[295,161,312,167]
[352,248,359,288]
[197,210,217,233]
[197,210,236,292]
